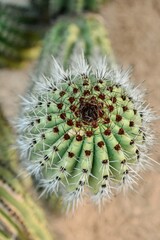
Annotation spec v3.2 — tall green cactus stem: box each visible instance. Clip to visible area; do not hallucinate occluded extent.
[0,108,53,240]
[30,0,109,19]
[17,54,156,210]
[38,14,112,75]
[0,3,42,68]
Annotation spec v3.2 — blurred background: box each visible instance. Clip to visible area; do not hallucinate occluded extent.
[0,0,160,240]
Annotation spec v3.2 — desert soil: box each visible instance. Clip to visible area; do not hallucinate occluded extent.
[0,0,160,240]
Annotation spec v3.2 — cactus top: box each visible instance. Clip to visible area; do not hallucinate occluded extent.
[17,54,155,210]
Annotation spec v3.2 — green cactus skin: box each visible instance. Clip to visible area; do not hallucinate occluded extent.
[84,0,109,12]
[64,0,83,15]
[17,54,155,210]
[0,0,29,7]
[0,3,42,68]
[31,0,109,19]
[37,14,113,75]
[48,0,65,17]
[66,0,109,13]
[0,0,110,68]
[0,108,53,240]
[31,0,65,20]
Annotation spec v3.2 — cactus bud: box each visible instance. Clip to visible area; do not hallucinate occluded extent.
[17,54,156,210]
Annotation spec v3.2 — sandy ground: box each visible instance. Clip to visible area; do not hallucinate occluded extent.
[0,0,160,240]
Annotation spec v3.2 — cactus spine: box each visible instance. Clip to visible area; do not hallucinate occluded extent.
[0,108,53,240]
[17,53,155,209]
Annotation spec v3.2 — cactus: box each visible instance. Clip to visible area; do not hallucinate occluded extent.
[17,53,156,210]
[0,3,42,68]
[0,0,29,7]
[65,0,109,13]
[37,14,112,75]
[0,0,111,68]
[84,0,109,12]
[0,107,53,239]
[30,0,109,19]
[30,0,65,21]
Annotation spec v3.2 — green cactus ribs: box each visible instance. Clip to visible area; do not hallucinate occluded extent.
[0,107,53,240]
[31,0,110,18]
[37,14,112,75]
[17,55,155,209]
[0,3,42,68]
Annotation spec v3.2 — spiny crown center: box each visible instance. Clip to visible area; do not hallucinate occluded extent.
[79,95,103,124]
[80,102,98,123]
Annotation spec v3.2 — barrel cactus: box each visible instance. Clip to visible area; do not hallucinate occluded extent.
[17,54,155,210]
[0,107,53,240]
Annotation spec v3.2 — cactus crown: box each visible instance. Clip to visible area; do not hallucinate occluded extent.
[17,54,155,210]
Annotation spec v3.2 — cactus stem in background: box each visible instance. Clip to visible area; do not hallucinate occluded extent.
[0,107,53,240]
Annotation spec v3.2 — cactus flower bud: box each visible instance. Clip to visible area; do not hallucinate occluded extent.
[17,54,156,209]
